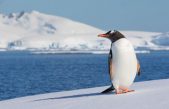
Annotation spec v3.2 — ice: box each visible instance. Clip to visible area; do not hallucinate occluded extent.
[0,79,169,109]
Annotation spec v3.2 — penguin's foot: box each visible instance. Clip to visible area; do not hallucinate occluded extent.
[123,89,135,93]
[115,87,134,94]
[115,90,123,94]
[115,89,123,94]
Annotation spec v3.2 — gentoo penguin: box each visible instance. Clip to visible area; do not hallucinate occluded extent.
[98,30,141,94]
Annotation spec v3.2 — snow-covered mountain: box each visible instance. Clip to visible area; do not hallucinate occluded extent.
[0,11,168,52]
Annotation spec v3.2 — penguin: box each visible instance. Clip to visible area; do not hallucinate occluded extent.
[98,30,141,94]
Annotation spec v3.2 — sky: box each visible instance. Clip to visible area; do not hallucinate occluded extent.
[0,0,169,32]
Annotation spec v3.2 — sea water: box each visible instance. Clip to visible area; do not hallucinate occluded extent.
[0,51,169,100]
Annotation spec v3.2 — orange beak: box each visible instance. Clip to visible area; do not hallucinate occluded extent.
[98,34,108,37]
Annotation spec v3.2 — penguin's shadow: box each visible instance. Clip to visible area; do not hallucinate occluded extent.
[33,92,114,102]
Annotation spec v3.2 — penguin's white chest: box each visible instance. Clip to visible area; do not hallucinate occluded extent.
[111,38,137,89]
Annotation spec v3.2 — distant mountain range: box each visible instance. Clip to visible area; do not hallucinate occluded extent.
[0,11,169,53]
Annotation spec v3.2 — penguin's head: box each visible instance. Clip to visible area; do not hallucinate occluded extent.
[98,30,125,43]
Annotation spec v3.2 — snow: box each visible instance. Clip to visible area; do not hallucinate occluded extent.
[0,79,169,109]
[0,11,169,53]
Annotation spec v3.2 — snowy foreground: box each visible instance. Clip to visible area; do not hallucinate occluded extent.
[0,79,169,109]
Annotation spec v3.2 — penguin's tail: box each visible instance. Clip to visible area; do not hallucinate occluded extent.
[101,85,115,94]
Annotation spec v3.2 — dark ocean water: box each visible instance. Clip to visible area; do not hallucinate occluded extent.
[0,51,169,100]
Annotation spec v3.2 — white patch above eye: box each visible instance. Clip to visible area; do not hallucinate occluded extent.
[110,30,116,33]
[110,31,113,34]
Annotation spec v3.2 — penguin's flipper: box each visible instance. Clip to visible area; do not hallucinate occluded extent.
[101,85,115,94]
[137,60,141,76]
[101,44,115,94]
[108,49,114,79]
